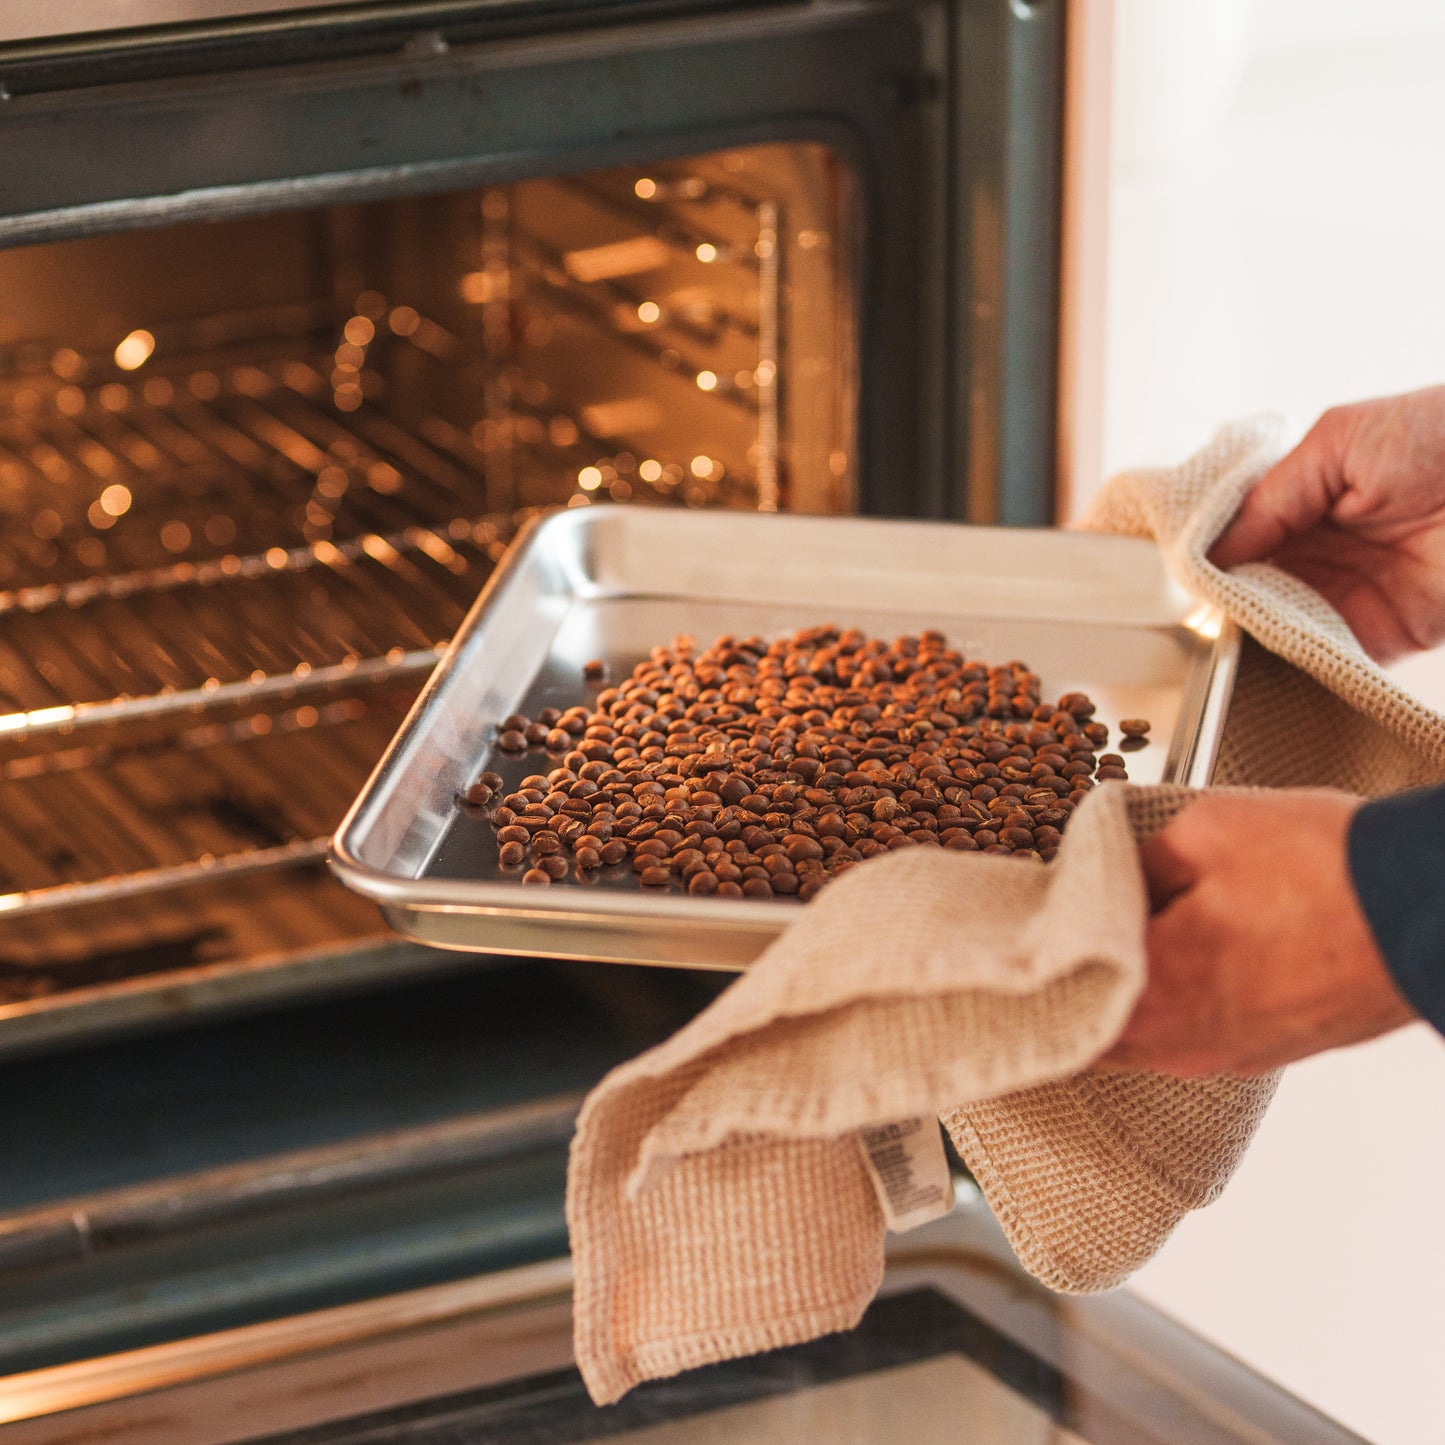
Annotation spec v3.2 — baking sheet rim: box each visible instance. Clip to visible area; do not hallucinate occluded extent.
[330,512,1240,960]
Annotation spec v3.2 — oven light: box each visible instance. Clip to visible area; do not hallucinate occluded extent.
[639,459,663,482]
[636,301,661,324]
[695,243,718,263]
[343,316,376,346]
[113,329,155,371]
[98,484,132,518]
[634,178,658,199]
[695,371,718,392]
[690,455,714,478]
[578,467,603,491]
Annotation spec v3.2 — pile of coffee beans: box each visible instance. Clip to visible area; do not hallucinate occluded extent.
[458,625,1147,901]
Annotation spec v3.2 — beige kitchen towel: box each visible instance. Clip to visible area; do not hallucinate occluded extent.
[567,417,1445,1406]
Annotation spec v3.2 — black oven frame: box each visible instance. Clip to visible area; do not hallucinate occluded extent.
[0,0,1065,526]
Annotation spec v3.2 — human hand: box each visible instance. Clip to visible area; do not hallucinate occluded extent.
[1209,385,1445,662]
[1096,792,1417,1076]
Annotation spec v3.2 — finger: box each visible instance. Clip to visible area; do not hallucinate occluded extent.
[1208,409,1354,568]
[1137,828,1198,911]
[1096,908,1224,1075]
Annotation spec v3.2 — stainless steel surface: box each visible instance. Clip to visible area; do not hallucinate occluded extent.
[1,685,418,917]
[0,869,450,1058]
[0,1093,580,1275]
[332,507,1239,968]
[0,1193,1362,1445]
[1,2,371,45]
[0,1256,578,1434]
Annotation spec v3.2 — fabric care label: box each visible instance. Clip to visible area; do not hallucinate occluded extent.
[856,1118,954,1233]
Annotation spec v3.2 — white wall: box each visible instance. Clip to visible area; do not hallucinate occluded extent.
[1101,0,1445,483]
[1101,6,1445,1442]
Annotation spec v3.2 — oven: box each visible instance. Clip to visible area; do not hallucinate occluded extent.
[0,5,1360,1442]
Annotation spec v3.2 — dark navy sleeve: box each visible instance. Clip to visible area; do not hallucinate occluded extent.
[1347,784,1445,1037]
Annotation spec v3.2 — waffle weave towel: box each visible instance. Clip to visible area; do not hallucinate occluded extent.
[566,418,1445,1406]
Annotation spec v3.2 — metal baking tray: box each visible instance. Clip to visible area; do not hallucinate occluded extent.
[330,508,1238,969]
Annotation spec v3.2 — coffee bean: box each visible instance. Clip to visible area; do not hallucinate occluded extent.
[467,625,1134,896]
[1119,717,1151,738]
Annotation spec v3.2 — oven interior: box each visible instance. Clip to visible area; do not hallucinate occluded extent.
[0,145,855,1046]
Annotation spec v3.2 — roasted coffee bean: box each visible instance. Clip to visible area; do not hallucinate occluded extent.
[467,625,1134,896]
[521,867,551,886]
[1119,717,1151,738]
[584,658,608,681]
[498,841,526,868]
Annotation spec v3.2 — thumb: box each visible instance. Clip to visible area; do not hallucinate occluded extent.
[1209,410,1352,569]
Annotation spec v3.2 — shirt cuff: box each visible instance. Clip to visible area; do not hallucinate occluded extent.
[1347,785,1445,1038]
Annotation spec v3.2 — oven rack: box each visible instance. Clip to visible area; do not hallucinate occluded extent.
[0,864,459,1058]
[0,684,417,919]
[0,520,505,741]
[0,334,746,739]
